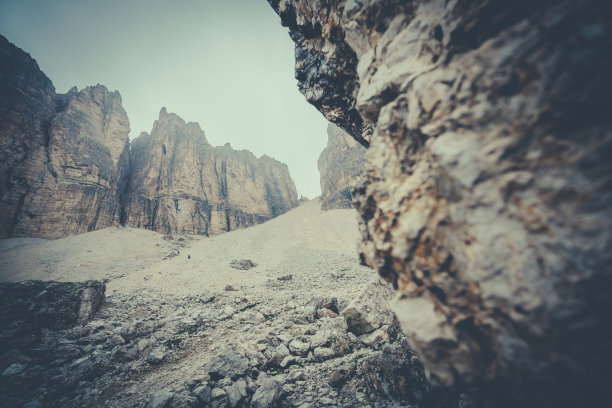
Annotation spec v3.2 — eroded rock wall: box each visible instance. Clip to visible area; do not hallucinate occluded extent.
[124,109,298,235]
[269,0,612,405]
[0,36,131,239]
[318,123,366,210]
[1,36,298,239]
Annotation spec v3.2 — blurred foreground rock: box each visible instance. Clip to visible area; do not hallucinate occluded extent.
[268,0,612,406]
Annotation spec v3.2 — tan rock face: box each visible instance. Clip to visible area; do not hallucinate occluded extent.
[269,0,612,405]
[0,36,130,239]
[318,123,365,210]
[1,36,298,239]
[124,109,298,235]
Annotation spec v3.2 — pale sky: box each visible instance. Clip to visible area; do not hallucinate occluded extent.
[0,0,329,198]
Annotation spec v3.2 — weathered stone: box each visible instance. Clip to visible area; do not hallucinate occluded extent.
[270,0,612,406]
[309,317,351,356]
[0,280,105,351]
[193,385,211,403]
[124,109,298,236]
[318,123,366,210]
[316,308,338,319]
[112,345,138,362]
[1,36,299,240]
[230,259,258,270]
[146,348,166,365]
[251,378,282,408]
[145,391,174,408]
[2,363,26,376]
[288,339,310,357]
[313,347,334,361]
[340,279,394,335]
[205,347,249,380]
[359,328,389,348]
[167,392,199,408]
[225,379,247,407]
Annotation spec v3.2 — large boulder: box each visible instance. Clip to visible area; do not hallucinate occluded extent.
[268,0,612,406]
[340,279,395,335]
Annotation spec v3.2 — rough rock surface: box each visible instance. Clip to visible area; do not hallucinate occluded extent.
[0,201,457,407]
[1,36,298,240]
[318,123,366,210]
[123,109,298,236]
[269,0,612,406]
[0,35,131,239]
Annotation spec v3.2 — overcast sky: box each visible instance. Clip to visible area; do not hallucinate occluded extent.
[0,0,329,198]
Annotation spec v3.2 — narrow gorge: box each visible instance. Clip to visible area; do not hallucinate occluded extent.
[318,123,365,210]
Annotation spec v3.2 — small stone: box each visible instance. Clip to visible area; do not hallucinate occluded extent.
[288,339,310,357]
[280,355,296,368]
[138,339,152,353]
[277,334,292,344]
[316,308,338,319]
[145,391,174,408]
[2,363,26,376]
[318,396,336,405]
[277,274,292,281]
[251,378,282,408]
[288,370,305,382]
[109,334,125,346]
[146,348,166,365]
[210,388,226,400]
[359,327,389,347]
[224,379,247,407]
[313,347,334,360]
[229,259,257,270]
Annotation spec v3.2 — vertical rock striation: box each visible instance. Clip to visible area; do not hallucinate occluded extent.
[318,123,366,210]
[0,35,131,239]
[1,36,298,239]
[124,109,298,236]
[269,0,612,406]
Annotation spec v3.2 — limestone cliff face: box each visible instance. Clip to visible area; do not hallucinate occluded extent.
[0,35,131,239]
[1,37,298,239]
[269,0,612,405]
[318,123,365,210]
[124,109,298,235]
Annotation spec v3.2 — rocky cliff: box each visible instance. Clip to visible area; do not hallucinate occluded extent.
[1,36,298,239]
[269,0,612,406]
[124,109,298,236]
[318,123,365,210]
[0,35,131,239]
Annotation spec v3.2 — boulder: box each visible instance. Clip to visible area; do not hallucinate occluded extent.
[251,378,282,408]
[340,280,394,335]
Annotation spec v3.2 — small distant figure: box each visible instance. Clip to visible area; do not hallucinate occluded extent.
[188,255,191,260]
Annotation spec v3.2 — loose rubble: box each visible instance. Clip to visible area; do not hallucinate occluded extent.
[0,272,456,407]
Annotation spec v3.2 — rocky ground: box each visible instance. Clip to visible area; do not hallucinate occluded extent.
[0,200,457,408]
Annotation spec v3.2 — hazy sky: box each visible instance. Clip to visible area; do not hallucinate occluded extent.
[0,0,329,198]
